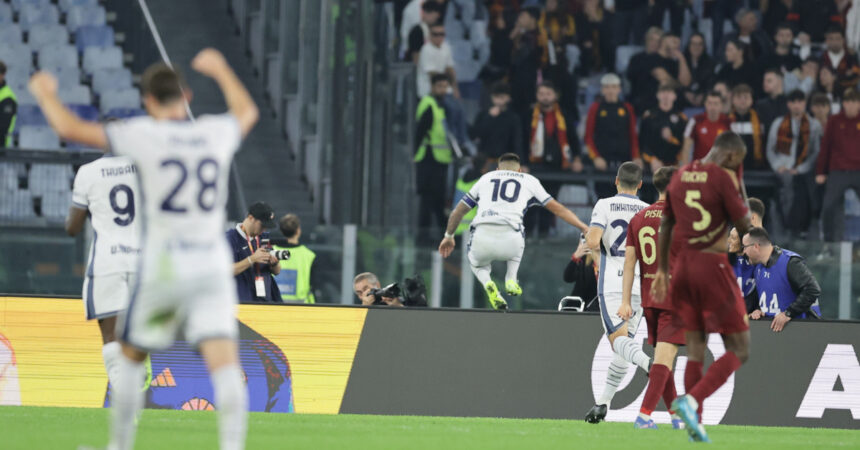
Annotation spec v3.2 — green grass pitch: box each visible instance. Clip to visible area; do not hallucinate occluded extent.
[1,406,857,449]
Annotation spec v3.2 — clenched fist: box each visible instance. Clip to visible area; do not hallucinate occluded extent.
[191,48,228,77]
[28,72,58,99]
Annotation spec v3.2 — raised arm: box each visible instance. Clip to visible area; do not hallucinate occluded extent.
[29,72,107,150]
[545,199,588,232]
[191,48,259,138]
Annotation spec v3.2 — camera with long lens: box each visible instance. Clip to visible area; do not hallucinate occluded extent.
[369,274,428,307]
[260,238,290,260]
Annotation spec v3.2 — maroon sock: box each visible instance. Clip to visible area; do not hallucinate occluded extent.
[685,360,704,418]
[662,370,678,413]
[640,363,671,416]
[689,351,742,407]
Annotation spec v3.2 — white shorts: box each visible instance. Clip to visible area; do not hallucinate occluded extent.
[467,223,525,268]
[119,273,239,352]
[83,272,135,320]
[598,292,643,336]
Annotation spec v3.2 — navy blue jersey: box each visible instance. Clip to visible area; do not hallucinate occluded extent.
[754,249,822,318]
[226,227,281,302]
[733,254,756,298]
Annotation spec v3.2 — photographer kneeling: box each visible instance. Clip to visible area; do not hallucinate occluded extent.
[352,272,428,307]
[227,202,285,303]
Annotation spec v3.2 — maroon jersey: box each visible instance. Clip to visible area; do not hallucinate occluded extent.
[627,200,666,309]
[665,160,748,252]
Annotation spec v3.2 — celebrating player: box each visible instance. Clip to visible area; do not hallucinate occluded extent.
[652,131,752,442]
[584,162,653,424]
[438,153,588,310]
[728,197,765,315]
[30,48,259,450]
[620,166,684,430]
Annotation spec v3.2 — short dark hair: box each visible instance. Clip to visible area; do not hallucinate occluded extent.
[657,83,677,93]
[430,73,449,85]
[421,2,441,13]
[278,213,301,238]
[787,89,806,102]
[825,25,845,37]
[810,92,831,107]
[748,197,765,219]
[490,81,510,97]
[763,68,784,79]
[775,22,794,35]
[705,90,723,101]
[0,60,6,75]
[746,226,771,245]
[843,89,860,103]
[713,131,747,154]
[617,161,643,190]
[498,153,520,164]
[731,83,753,97]
[141,62,186,104]
[537,80,558,94]
[653,166,677,194]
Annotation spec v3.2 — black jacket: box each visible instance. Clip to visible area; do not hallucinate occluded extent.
[470,107,523,160]
[752,247,822,319]
[563,255,598,312]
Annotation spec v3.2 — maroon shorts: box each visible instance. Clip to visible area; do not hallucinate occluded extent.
[644,307,685,346]
[670,250,749,335]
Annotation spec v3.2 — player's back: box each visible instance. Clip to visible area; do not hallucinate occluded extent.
[627,201,665,308]
[666,161,748,254]
[468,170,551,230]
[73,156,141,276]
[591,194,648,295]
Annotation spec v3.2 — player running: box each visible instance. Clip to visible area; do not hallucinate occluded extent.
[620,166,684,430]
[30,48,259,450]
[584,162,653,424]
[438,153,588,309]
[652,131,752,443]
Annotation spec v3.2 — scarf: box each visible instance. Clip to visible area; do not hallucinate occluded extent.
[730,109,763,163]
[530,104,570,168]
[776,113,811,167]
[539,11,576,44]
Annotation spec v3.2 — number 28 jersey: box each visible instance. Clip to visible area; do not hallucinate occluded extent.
[626,200,667,309]
[72,156,141,277]
[590,194,648,295]
[462,170,552,230]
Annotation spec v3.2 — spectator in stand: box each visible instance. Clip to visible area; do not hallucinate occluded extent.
[639,84,687,171]
[400,0,448,58]
[648,0,687,36]
[717,8,774,64]
[415,74,455,239]
[767,89,822,236]
[816,89,860,242]
[797,0,842,43]
[575,0,613,74]
[820,26,860,97]
[539,0,577,49]
[631,32,691,114]
[525,80,581,235]
[784,58,819,96]
[685,32,716,107]
[610,0,649,49]
[563,235,599,312]
[539,0,580,115]
[761,23,802,74]
[708,0,744,56]
[682,90,733,163]
[405,2,443,63]
[713,80,733,114]
[729,84,767,170]
[585,73,641,171]
[816,65,843,114]
[761,0,800,38]
[480,8,514,86]
[626,27,664,112]
[715,39,762,97]
[756,69,789,136]
[810,92,832,131]
[509,7,546,117]
[416,22,459,99]
[470,82,523,160]
[0,61,17,148]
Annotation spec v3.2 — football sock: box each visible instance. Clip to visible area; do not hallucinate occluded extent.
[662,370,678,413]
[470,264,492,286]
[598,353,629,406]
[689,351,742,407]
[612,336,651,372]
[102,341,122,389]
[504,259,521,282]
[685,359,704,418]
[109,354,145,450]
[640,363,671,416]
[212,364,248,450]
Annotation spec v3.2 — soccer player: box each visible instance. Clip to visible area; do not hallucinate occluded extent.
[583,162,652,424]
[66,148,140,392]
[652,131,752,442]
[438,153,588,309]
[728,197,764,315]
[29,48,259,450]
[620,166,684,430]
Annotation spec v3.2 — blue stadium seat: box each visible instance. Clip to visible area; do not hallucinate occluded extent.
[105,107,146,119]
[92,68,132,95]
[15,104,48,129]
[40,190,71,218]
[100,89,141,114]
[0,43,33,71]
[4,67,31,89]
[0,24,23,45]
[59,0,98,13]
[18,126,61,151]
[66,5,106,32]
[67,104,99,122]
[83,46,122,73]
[0,163,22,190]
[0,3,13,23]
[39,44,78,69]
[75,25,114,52]
[28,24,69,51]
[0,190,35,219]
[19,4,59,32]
[11,0,52,13]
[11,82,37,106]
[40,65,80,89]
[59,85,91,105]
[29,163,73,196]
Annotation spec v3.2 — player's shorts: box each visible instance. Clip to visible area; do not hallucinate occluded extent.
[644,307,685,346]
[671,250,749,335]
[83,272,136,320]
[119,272,239,352]
[467,223,525,268]
[598,292,642,336]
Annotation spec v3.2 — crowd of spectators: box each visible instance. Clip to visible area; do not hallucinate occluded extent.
[400,0,860,241]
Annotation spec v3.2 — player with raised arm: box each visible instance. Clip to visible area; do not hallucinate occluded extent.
[29,48,259,450]
[438,153,588,309]
[651,131,752,443]
[620,166,685,430]
[584,162,653,424]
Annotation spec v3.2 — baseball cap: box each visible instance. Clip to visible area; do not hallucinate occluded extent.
[248,202,276,229]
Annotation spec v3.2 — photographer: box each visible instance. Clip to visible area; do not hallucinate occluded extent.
[226,202,282,303]
[353,273,404,307]
[352,272,429,307]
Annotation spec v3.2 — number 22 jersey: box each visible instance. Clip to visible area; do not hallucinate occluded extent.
[590,194,648,296]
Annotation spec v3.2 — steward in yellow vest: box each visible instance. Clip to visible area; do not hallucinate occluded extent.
[0,65,18,148]
[272,214,318,303]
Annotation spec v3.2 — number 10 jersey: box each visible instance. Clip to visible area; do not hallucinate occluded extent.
[462,170,552,231]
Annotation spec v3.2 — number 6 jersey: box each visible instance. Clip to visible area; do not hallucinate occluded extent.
[462,170,552,231]
[590,194,648,295]
[626,200,667,309]
[72,155,141,276]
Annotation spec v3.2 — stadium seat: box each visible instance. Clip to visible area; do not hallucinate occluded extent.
[15,104,48,129]
[59,0,98,13]
[615,45,643,76]
[39,44,79,70]
[11,0,52,13]
[0,190,34,219]
[100,89,141,114]
[66,5,107,32]
[28,24,69,51]
[19,4,60,32]
[40,65,81,89]
[83,46,122,73]
[92,68,132,95]
[40,190,70,218]
[0,3,13,23]
[29,163,73,194]
[0,163,21,190]
[0,43,34,71]
[59,85,91,105]
[105,107,146,119]
[67,104,99,122]
[12,84,38,106]
[4,67,31,88]
[75,25,115,52]
[18,126,61,151]
[0,24,24,45]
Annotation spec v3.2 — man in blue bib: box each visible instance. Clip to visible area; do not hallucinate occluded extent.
[743,227,822,332]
